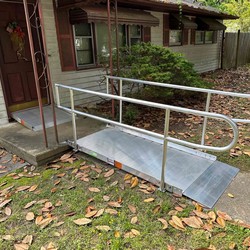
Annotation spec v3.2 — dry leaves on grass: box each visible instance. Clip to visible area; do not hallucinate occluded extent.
[73,218,92,226]
[157,218,168,229]
[95,225,111,231]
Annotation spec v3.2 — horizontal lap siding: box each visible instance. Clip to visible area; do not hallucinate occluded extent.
[150,12,222,73]
[41,0,107,108]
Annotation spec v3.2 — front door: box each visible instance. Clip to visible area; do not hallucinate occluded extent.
[0,2,47,114]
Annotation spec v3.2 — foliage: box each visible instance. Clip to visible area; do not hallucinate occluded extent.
[123,104,139,125]
[103,43,210,101]
[197,0,250,32]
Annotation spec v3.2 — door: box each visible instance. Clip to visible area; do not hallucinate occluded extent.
[0,2,47,114]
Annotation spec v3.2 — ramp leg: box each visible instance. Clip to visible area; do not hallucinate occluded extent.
[70,89,77,150]
[160,109,170,191]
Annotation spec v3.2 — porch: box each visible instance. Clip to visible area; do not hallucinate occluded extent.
[0,117,104,166]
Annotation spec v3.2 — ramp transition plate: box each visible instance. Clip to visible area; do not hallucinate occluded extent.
[76,127,239,208]
[11,105,72,131]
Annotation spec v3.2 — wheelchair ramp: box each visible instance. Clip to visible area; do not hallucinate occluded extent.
[75,127,239,208]
[11,105,72,131]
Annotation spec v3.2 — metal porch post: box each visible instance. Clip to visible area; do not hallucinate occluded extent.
[23,0,48,148]
[37,0,59,144]
[107,0,115,119]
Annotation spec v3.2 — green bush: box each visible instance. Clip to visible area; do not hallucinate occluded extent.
[102,43,211,100]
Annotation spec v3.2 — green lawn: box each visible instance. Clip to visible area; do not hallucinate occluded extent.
[0,154,249,250]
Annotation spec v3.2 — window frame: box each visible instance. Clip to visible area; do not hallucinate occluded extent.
[195,30,215,45]
[72,23,143,70]
[169,29,183,46]
[73,23,96,68]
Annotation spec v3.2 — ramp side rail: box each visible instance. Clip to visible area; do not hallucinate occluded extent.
[55,83,239,191]
[106,75,250,146]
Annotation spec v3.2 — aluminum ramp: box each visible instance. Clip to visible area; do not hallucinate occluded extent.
[75,127,239,208]
[11,105,72,131]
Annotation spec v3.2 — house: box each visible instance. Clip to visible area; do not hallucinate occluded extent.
[0,0,236,128]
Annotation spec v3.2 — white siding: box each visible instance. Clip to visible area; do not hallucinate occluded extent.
[0,79,8,125]
[41,0,107,107]
[150,12,222,73]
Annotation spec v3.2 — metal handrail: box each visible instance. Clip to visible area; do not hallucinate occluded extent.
[55,83,239,153]
[105,75,250,146]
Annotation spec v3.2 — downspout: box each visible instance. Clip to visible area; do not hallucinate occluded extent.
[23,0,48,148]
[107,0,115,119]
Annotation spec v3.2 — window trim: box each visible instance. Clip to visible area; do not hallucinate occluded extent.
[73,23,96,68]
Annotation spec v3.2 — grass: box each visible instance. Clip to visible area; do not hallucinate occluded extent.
[0,156,249,250]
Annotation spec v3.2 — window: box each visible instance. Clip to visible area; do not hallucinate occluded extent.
[195,31,205,44]
[205,31,213,44]
[96,23,126,58]
[73,23,142,68]
[169,30,182,46]
[195,30,215,44]
[74,23,94,66]
[129,25,142,46]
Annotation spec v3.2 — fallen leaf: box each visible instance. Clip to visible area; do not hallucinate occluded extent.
[217,210,232,221]
[35,216,43,225]
[44,201,53,209]
[203,223,214,232]
[39,218,53,229]
[168,210,178,216]
[131,216,138,224]
[85,210,97,218]
[193,210,209,219]
[54,180,61,186]
[216,217,225,228]
[57,173,66,178]
[14,243,29,250]
[110,181,118,187]
[153,205,161,214]
[172,216,185,229]
[108,201,122,208]
[16,186,30,192]
[228,193,234,198]
[60,152,73,162]
[183,216,201,229]
[124,174,132,181]
[73,218,92,226]
[94,208,104,218]
[0,199,12,208]
[2,235,15,241]
[128,205,137,214]
[52,221,65,228]
[114,231,121,238]
[26,212,35,221]
[243,236,250,247]
[95,225,111,231]
[243,149,250,157]
[175,206,183,212]
[22,235,33,245]
[103,196,110,202]
[104,169,115,178]
[167,245,175,250]
[130,177,139,188]
[51,188,57,193]
[208,211,216,221]
[169,220,185,231]
[194,202,203,212]
[105,208,118,215]
[29,185,38,192]
[4,207,12,216]
[131,229,140,236]
[157,218,168,229]
[24,201,37,209]
[88,187,100,193]
[124,231,135,238]
[228,242,236,249]
[144,198,155,203]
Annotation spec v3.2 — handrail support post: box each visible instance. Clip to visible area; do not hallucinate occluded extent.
[119,79,123,123]
[160,109,170,191]
[201,93,211,146]
[70,89,77,150]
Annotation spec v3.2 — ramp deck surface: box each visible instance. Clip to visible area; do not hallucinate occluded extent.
[11,105,72,131]
[76,127,239,208]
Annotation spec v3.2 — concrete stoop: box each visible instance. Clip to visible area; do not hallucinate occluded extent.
[0,117,105,166]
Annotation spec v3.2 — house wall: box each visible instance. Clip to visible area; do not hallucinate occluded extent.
[0,79,8,125]
[151,12,222,73]
[41,0,107,108]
